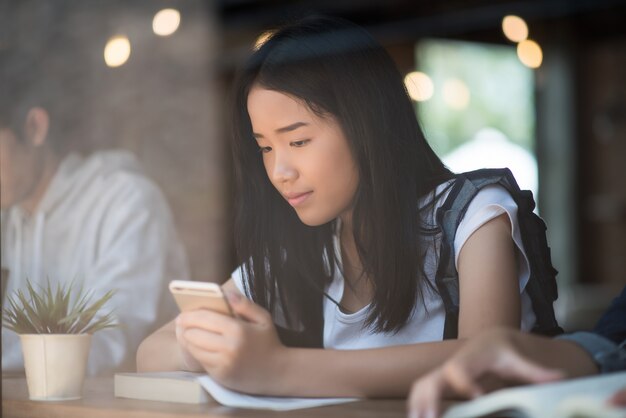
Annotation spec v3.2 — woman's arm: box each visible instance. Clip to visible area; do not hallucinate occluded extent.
[141,215,522,397]
[135,278,243,372]
[456,213,521,336]
[136,319,201,372]
[176,299,467,397]
[136,284,466,394]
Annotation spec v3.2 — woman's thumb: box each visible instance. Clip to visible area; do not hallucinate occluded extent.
[225,291,270,324]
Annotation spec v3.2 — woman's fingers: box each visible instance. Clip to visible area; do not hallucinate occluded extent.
[182,326,230,352]
[176,309,239,335]
[184,342,223,371]
[226,291,272,325]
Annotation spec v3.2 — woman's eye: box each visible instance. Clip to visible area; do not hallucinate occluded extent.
[290,139,310,147]
[259,146,272,154]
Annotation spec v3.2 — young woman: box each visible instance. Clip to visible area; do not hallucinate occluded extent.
[137,15,535,397]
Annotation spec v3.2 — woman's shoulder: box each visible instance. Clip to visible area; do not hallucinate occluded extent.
[418,173,520,231]
[429,173,518,211]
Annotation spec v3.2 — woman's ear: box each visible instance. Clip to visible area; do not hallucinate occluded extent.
[23,107,50,147]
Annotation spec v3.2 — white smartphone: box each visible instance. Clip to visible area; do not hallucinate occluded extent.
[169,280,234,317]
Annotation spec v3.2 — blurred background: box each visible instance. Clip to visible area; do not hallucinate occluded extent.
[1,0,625,331]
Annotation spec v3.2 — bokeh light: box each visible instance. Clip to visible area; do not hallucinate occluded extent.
[404,71,434,102]
[517,39,543,68]
[502,15,529,42]
[152,9,181,37]
[442,78,470,109]
[104,35,131,67]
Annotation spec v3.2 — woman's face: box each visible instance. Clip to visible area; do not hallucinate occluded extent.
[247,85,359,226]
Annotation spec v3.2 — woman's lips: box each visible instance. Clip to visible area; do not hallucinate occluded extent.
[285,191,313,207]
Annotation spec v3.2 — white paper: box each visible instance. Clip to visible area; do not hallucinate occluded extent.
[197,376,359,411]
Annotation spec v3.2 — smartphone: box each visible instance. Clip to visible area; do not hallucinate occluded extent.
[169,280,234,317]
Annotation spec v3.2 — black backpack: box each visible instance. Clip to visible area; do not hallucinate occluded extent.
[435,168,563,339]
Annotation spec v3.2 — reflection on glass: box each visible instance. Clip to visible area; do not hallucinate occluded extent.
[443,127,538,200]
[517,40,543,69]
[502,15,529,43]
[104,35,131,67]
[1,268,8,303]
[414,39,535,158]
[404,71,434,102]
[153,9,181,37]
[442,78,470,110]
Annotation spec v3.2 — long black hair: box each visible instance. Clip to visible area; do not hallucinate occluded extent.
[231,15,452,339]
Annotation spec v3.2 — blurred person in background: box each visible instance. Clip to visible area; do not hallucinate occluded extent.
[0,48,189,375]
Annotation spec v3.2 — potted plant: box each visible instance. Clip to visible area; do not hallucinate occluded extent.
[2,279,116,401]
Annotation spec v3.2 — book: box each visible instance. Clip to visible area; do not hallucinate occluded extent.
[114,372,210,404]
[114,371,358,410]
[442,371,626,418]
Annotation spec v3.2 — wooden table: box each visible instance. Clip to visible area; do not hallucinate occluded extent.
[2,376,408,418]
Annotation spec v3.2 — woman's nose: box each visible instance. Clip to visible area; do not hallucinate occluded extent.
[270,152,298,184]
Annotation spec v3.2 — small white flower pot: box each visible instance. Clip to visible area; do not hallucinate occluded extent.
[20,334,92,401]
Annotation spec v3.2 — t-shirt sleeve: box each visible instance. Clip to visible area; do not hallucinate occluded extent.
[231,264,247,296]
[453,184,531,293]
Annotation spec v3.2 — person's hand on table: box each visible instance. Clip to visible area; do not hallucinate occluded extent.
[407,329,565,418]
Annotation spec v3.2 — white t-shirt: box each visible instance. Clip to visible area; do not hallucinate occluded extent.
[232,182,536,349]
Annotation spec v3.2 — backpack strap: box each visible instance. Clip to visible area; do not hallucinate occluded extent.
[435,168,562,339]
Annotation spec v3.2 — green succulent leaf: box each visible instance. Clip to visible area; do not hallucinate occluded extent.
[2,279,117,335]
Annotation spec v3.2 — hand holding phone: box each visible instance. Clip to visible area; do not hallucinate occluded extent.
[169,280,234,317]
